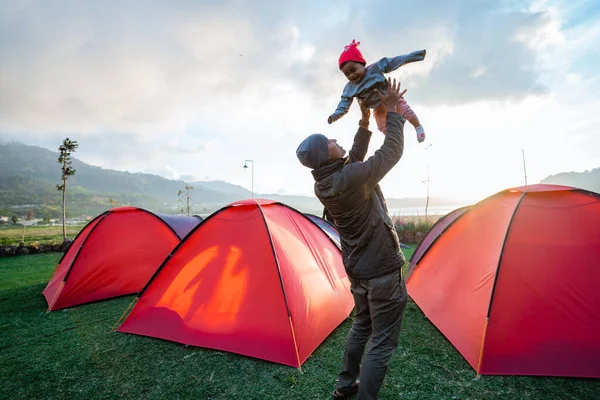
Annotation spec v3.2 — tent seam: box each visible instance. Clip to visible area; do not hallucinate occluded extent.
[62,212,110,283]
[256,203,303,369]
[140,209,184,240]
[476,191,527,375]
[406,205,471,281]
[136,206,231,297]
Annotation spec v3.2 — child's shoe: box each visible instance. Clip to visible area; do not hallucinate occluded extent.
[416,125,426,143]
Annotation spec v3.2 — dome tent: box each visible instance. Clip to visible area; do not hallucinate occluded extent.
[406,184,600,378]
[117,199,353,368]
[43,206,201,311]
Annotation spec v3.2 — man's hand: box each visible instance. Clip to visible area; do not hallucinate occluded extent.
[374,77,407,113]
[358,99,370,128]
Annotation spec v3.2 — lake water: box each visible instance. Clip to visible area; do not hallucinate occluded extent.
[388,204,470,217]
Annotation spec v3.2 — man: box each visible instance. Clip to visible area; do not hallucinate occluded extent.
[296,78,408,400]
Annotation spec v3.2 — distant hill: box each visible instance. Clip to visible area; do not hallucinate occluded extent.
[0,141,471,219]
[0,142,240,218]
[190,181,251,198]
[0,142,236,204]
[0,141,334,218]
[540,168,600,194]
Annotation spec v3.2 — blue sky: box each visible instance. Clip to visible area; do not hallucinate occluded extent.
[1,0,598,202]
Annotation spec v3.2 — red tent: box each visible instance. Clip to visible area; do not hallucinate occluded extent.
[117,199,353,367]
[406,184,600,378]
[43,206,201,311]
[305,213,341,248]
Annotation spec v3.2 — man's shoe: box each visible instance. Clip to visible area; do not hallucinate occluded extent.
[332,381,359,399]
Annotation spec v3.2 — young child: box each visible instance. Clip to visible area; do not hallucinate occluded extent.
[328,40,427,143]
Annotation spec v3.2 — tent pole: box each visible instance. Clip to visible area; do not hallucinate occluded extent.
[47,280,65,312]
[111,297,139,332]
[288,316,303,370]
[475,317,489,378]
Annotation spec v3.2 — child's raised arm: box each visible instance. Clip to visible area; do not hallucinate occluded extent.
[328,95,354,124]
[376,49,426,74]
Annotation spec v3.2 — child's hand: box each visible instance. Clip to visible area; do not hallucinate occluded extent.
[374,77,407,113]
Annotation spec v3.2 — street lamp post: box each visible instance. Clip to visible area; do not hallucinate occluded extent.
[522,149,528,186]
[243,159,254,198]
[423,143,434,217]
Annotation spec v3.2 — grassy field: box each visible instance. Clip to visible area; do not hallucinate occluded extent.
[0,253,598,400]
[0,225,84,245]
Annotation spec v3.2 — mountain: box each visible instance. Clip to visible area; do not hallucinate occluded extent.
[0,141,332,218]
[0,140,470,219]
[189,181,251,198]
[540,168,600,194]
[0,141,236,218]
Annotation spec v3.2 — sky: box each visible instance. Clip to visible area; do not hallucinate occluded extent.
[1,0,599,202]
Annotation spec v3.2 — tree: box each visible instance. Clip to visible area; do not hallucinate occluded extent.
[177,185,194,216]
[21,209,35,242]
[56,138,79,240]
[21,210,30,242]
[10,215,18,225]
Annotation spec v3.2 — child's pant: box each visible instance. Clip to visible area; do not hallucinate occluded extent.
[373,98,416,134]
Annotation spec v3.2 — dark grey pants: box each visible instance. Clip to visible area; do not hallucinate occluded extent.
[336,268,408,400]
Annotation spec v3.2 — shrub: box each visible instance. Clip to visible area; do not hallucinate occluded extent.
[415,218,434,232]
[394,216,436,231]
[1,237,14,246]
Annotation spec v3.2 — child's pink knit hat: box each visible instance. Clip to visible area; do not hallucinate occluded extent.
[338,40,366,69]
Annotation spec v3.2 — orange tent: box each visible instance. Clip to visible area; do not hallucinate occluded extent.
[117,199,353,367]
[43,206,201,311]
[406,184,600,378]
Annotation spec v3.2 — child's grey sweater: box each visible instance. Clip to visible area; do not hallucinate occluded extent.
[329,50,426,123]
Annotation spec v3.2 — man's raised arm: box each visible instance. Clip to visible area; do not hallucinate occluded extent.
[348,100,373,163]
[344,78,406,189]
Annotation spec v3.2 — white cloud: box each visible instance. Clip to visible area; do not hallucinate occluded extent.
[273,23,316,65]
[0,0,598,202]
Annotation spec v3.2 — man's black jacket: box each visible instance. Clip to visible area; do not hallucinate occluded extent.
[311,112,406,280]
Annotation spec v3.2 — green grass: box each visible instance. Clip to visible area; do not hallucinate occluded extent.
[0,225,84,245]
[1,252,598,400]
